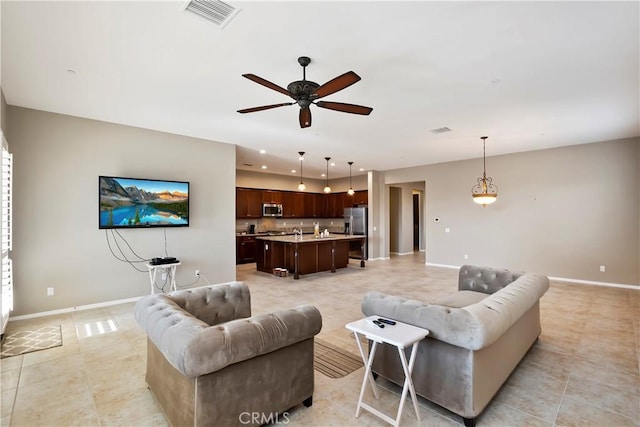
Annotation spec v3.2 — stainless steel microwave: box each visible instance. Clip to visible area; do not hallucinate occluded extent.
[262,203,283,217]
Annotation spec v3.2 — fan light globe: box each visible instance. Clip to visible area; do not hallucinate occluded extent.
[347,188,355,196]
[298,182,307,191]
[323,186,331,194]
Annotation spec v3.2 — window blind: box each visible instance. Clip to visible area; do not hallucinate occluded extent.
[1,143,13,333]
[1,148,11,253]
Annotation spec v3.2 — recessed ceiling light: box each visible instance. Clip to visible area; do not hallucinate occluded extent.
[359,168,364,171]
[321,173,326,177]
[291,169,296,173]
[330,162,335,167]
[261,165,267,169]
[259,149,266,154]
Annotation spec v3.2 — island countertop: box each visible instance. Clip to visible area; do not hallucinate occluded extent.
[255,234,364,243]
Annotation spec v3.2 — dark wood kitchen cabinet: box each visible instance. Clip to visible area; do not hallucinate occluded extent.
[353,190,368,205]
[323,193,345,218]
[236,188,262,218]
[262,190,282,204]
[304,193,322,218]
[282,192,305,218]
[236,235,257,264]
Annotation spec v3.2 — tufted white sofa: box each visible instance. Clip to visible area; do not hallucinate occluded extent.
[362,265,549,427]
[135,281,322,426]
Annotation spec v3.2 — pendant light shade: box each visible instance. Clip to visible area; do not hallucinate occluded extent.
[471,136,498,206]
[323,157,331,194]
[347,161,355,195]
[297,152,306,191]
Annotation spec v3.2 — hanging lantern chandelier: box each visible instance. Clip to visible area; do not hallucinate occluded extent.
[471,136,498,206]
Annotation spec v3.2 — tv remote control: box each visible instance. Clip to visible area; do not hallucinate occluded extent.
[377,318,396,325]
[368,319,385,328]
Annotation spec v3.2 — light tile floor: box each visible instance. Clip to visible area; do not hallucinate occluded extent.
[1,254,638,426]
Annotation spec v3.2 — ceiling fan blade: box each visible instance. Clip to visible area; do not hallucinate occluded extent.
[316,101,373,115]
[299,107,312,128]
[312,71,361,99]
[237,103,294,113]
[242,74,293,98]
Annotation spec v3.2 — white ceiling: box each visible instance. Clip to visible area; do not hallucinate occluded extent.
[2,1,639,179]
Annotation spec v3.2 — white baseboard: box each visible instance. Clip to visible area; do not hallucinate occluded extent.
[425,263,639,290]
[390,252,415,256]
[425,263,458,269]
[8,296,143,321]
[548,276,639,290]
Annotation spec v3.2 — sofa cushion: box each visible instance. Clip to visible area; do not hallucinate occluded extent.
[430,290,488,308]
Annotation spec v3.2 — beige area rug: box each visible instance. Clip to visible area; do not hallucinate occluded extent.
[314,338,364,378]
[1,325,62,358]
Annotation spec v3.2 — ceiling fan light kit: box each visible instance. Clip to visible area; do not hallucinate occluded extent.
[471,136,498,206]
[238,56,373,128]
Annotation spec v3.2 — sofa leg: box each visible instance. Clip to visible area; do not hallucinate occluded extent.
[303,396,313,407]
[463,417,476,427]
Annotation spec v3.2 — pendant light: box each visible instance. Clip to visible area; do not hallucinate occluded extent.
[347,161,355,196]
[323,157,332,193]
[471,136,498,206]
[297,152,306,191]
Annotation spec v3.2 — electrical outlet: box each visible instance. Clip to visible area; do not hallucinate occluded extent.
[445,227,450,233]
[195,269,200,277]
[300,221,304,225]
[161,273,167,280]
[47,287,54,296]
[600,265,605,272]
[464,254,468,260]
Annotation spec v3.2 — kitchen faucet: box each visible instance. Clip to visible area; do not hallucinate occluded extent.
[293,227,303,239]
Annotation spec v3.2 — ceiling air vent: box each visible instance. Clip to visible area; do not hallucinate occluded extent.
[431,127,452,134]
[183,0,240,27]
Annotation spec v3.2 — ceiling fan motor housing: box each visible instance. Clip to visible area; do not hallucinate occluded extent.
[287,80,320,108]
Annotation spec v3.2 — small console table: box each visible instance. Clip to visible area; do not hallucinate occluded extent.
[146,262,180,294]
[346,316,429,427]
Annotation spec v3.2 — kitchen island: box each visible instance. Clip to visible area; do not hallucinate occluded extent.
[255,234,366,279]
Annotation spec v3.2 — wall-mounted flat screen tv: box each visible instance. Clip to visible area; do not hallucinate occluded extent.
[99,176,189,229]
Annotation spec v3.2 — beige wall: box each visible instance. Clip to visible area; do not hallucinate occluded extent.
[382,137,640,286]
[236,169,367,193]
[1,90,6,134]
[7,107,237,315]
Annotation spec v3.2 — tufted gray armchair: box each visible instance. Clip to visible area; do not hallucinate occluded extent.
[135,281,322,426]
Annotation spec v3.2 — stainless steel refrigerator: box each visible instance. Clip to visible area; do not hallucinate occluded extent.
[344,207,368,260]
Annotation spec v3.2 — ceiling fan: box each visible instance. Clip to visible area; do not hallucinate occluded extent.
[237,56,373,128]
